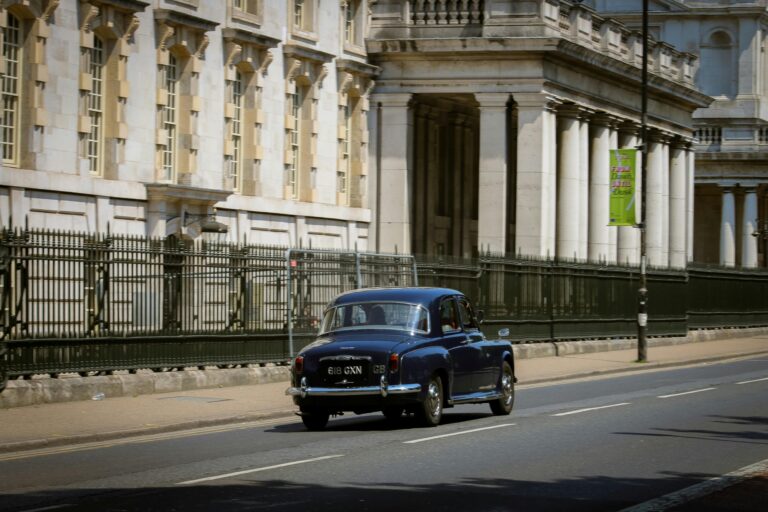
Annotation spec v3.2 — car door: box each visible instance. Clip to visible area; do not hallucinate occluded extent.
[440,297,484,396]
[457,297,497,391]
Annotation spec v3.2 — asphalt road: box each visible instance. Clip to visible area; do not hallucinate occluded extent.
[1,357,767,512]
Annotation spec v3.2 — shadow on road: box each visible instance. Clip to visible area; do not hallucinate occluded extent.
[267,411,493,433]
[0,473,716,512]
[615,414,768,446]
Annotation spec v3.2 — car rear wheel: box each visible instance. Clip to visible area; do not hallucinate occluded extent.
[417,375,443,427]
[301,409,330,431]
[490,361,515,416]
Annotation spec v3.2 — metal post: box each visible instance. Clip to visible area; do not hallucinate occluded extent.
[286,248,294,359]
[637,0,649,362]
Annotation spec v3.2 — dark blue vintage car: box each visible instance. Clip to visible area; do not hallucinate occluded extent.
[286,287,516,430]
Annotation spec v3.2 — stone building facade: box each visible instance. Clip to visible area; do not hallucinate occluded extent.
[1,0,713,270]
[1,0,375,249]
[366,0,710,268]
[594,0,768,267]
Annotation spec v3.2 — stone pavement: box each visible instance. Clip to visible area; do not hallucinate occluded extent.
[1,334,767,454]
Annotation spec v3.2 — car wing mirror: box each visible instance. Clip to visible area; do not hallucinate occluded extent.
[476,309,485,325]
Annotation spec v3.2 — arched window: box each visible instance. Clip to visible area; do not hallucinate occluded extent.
[1,13,22,165]
[700,30,736,98]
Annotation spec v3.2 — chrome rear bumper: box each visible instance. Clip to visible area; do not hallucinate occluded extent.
[286,376,421,398]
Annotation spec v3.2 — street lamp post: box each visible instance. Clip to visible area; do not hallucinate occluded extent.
[637,0,649,362]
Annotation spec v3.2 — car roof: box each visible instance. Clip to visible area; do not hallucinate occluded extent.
[330,287,463,308]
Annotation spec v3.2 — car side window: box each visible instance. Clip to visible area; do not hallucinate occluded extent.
[458,299,479,330]
[439,299,460,334]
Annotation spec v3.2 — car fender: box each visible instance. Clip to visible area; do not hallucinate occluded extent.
[400,346,452,400]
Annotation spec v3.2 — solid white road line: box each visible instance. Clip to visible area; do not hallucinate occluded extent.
[177,455,344,485]
[618,457,768,512]
[19,506,73,512]
[403,424,515,444]
[657,387,715,399]
[551,403,630,417]
[737,376,768,385]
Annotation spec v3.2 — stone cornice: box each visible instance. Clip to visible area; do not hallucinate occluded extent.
[154,8,218,33]
[87,0,149,13]
[336,58,380,78]
[283,43,334,64]
[221,28,280,49]
[145,184,231,205]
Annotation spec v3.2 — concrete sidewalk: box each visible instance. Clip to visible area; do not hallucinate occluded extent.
[1,335,767,454]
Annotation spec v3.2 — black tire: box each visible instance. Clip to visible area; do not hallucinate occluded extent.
[417,375,444,427]
[490,361,515,416]
[382,406,404,422]
[301,409,330,431]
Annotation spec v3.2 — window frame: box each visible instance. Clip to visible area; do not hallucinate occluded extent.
[160,54,179,182]
[1,12,23,167]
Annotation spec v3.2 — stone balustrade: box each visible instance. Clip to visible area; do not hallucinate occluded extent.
[369,0,696,88]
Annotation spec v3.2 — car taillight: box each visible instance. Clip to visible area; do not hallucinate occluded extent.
[389,353,399,373]
[294,356,304,374]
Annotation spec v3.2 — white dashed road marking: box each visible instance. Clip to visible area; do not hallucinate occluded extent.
[404,424,515,444]
[551,403,631,417]
[657,387,715,399]
[737,376,768,385]
[177,455,344,485]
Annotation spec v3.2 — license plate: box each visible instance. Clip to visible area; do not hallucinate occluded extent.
[326,365,363,376]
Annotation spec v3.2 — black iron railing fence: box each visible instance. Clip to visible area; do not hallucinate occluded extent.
[2,227,768,387]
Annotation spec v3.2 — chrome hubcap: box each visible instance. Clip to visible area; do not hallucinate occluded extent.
[427,380,441,417]
[502,372,513,406]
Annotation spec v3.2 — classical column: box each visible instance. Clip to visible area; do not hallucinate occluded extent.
[462,119,476,257]
[514,93,558,257]
[588,114,612,263]
[371,93,413,254]
[608,124,619,263]
[452,114,467,257]
[557,105,582,260]
[661,139,670,266]
[412,105,429,255]
[668,141,687,269]
[476,93,510,254]
[646,133,665,266]
[579,112,591,260]
[720,186,736,267]
[617,123,640,265]
[742,187,759,267]
[686,146,695,262]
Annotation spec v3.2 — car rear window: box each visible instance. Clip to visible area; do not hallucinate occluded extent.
[319,302,429,334]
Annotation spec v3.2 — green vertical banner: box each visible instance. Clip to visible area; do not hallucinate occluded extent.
[609,149,637,226]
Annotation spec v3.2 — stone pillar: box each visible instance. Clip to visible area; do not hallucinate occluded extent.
[462,119,476,257]
[372,93,413,254]
[608,124,619,263]
[669,141,687,269]
[514,93,558,258]
[588,114,612,263]
[452,115,467,257]
[720,186,736,267]
[476,93,510,254]
[686,146,695,263]
[557,105,581,260]
[742,187,759,267]
[661,140,670,266]
[646,133,665,266]
[617,124,640,265]
[579,112,591,260]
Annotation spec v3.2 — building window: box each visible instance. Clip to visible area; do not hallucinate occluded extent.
[160,55,178,182]
[84,37,105,175]
[344,1,358,45]
[233,0,259,15]
[287,86,303,199]
[1,13,22,166]
[294,0,304,28]
[226,71,244,191]
[338,101,352,199]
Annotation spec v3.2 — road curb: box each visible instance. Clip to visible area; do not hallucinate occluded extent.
[0,409,297,455]
[519,350,768,386]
